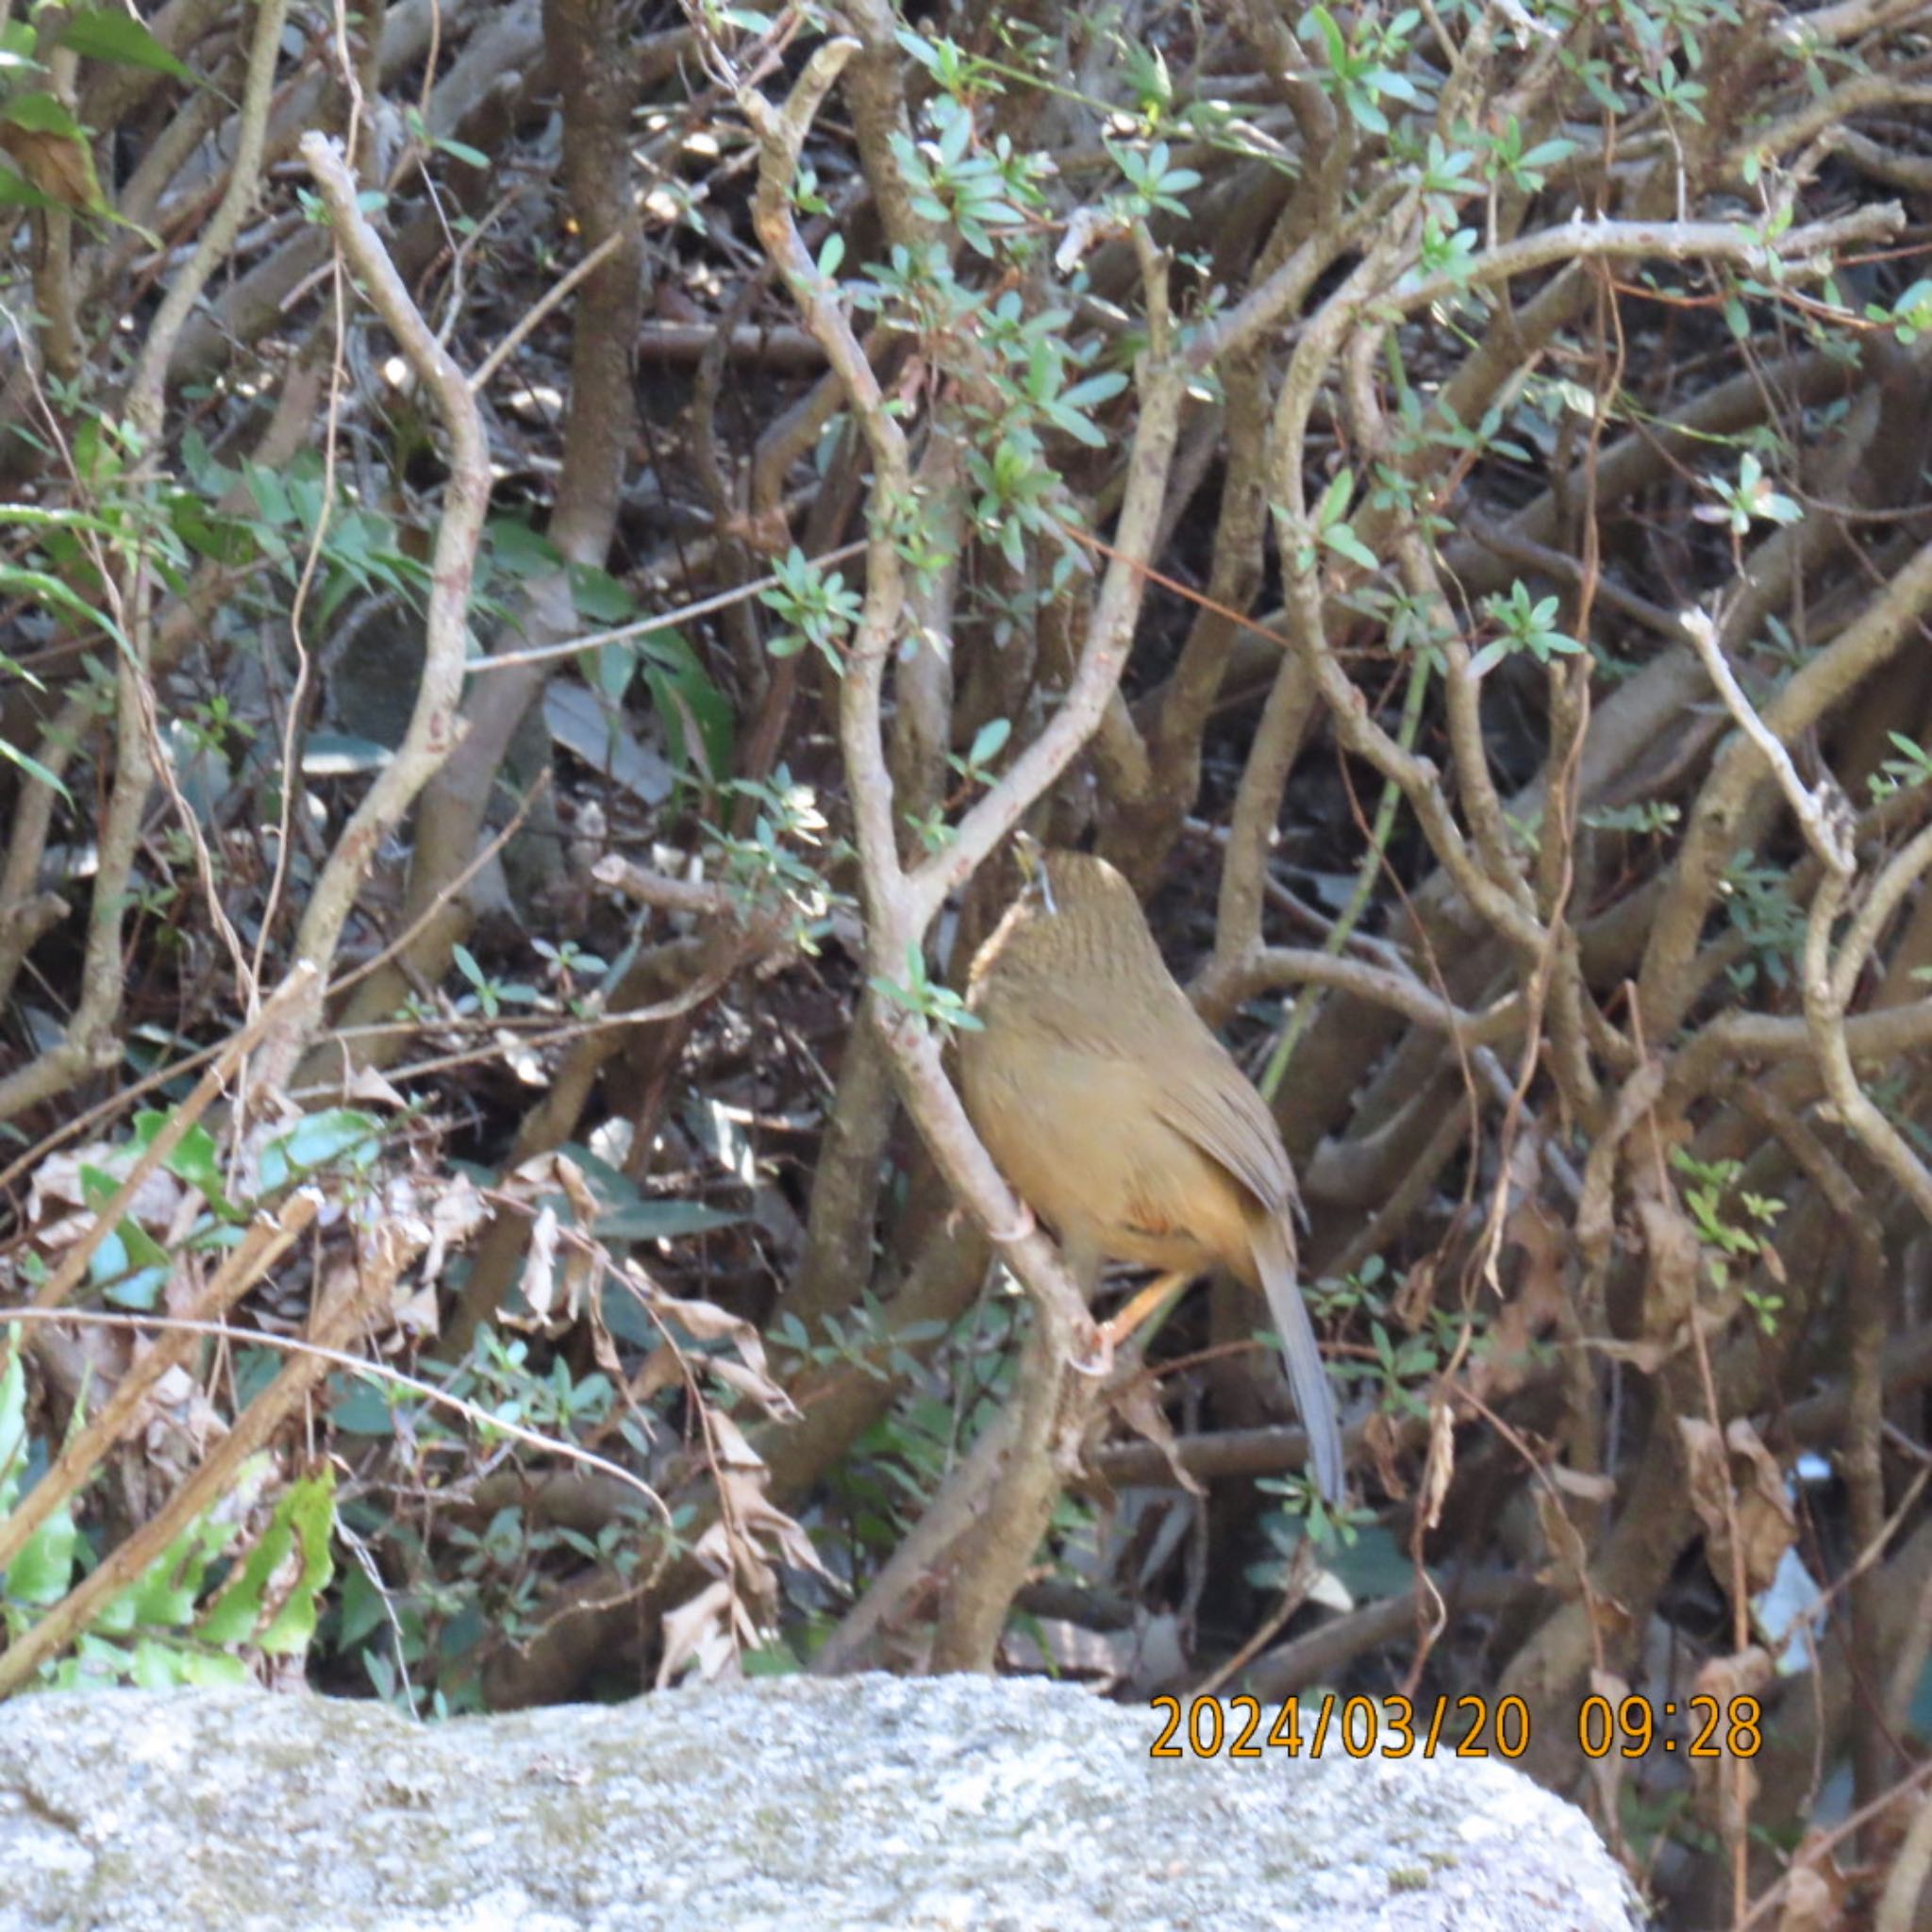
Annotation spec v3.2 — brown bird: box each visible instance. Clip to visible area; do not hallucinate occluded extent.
[959,843,1346,1503]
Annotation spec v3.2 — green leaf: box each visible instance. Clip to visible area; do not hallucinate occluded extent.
[8,1502,77,1606]
[246,466,292,527]
[568,563,637,625]
[1322,523,1378,571]
[486,518,563,579]
[0,1328,28,1513]
[0,733,71,801]
[58,8,194,80]
[128,1637,191,1688]
[336,1559,390,1649]
[0,563,115,636]
[115,1509,241,1631]
[328,1377,397,1436]
[258,1108,381,1188]
[1,92,85,138]
[593,1199,744,1241]
[1317,467,1355,528]
[644,641,735,785]
[0,161,63,212]
[133,1111,235,1217]
[198,1468,336,1653]
[75,1164,171,1308]
[586,637,638,706]
[1304,4,1348,67]
[1059,371,1128,411]
[965,717,1010,769]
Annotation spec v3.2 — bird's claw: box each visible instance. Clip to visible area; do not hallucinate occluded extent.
[986,1200,1037,1245]
[1072,1320,1118,1377]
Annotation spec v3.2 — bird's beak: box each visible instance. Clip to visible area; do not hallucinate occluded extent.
[1012,830,1057,915]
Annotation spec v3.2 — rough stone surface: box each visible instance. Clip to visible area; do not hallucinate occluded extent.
[0,1676,1642,1930]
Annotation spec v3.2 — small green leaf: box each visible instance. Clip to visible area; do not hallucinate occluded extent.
[1,92,85,138]
[568,562,637,625]
[1322,523,1378,571]
[0,159,65,213]
[198,1468,335,1652]
[133,1111,234,1216]
[0,734,71,800]
[593,1199,744,1241]
[1317,467,1355,529]
[246,466,292,527]
[488,518,564,578]
[965,717,1010,769]
[7,1503,77,1605]
[58,8,194,80]
[258,1108,381,1190]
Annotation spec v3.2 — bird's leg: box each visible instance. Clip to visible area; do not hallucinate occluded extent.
[1064,1236,1117,1375]
[1101,1271,1193,1349]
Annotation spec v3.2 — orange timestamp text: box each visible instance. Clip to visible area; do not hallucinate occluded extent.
[1576,1693,1762,1759]
[1149,1692,1532,1760]
[1149,1691,1766,1760]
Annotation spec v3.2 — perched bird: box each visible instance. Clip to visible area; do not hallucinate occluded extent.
[959,842,1346,1504]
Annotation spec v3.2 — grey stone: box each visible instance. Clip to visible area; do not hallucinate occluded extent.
[0,1675,1642,1930]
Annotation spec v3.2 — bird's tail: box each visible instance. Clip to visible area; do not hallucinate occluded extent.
[1251,1211,1346,1504]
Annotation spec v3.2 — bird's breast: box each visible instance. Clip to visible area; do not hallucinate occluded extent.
[959,1027,1254,1278]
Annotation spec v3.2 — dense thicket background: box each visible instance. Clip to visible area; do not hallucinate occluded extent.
[4,0,1932,1923]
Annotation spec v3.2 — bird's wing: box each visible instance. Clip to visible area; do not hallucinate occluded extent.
[1029,983,1300,1216]
[1152,1036,1301,1221]
[1251,1210,1346,1503]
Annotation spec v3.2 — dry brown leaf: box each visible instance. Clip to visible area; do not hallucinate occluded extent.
[1677,1417,1795,1604]
[1774,1836,1847,1932]
[29,1143,185,1233]
[653,1288,758,1347]
[656,1576,754,1687]
[518,1204,560,1323]
[1417,1397,1457,1534]
[1393,1252,1441,1330]
[1689,1649,1772,1839]
[1724,1418,1798,1598]
[724,1479,837,1583]
[1583,1668,1631,1833]
[557,1156,598,1228]
[344,1063,408,1108]
[1108,1374,1205,1498]
[422,1174,489,1283]
[703,1352,801,1423]
[1362,1407,1411,1502]
[1639,1193,1704,1337]
[692,1512,774,1609]
[1548,1462,1618,1502]
[1533,1482,1591,1595]
[627,1342,683,1406]
[0,123,105,211]
[703,1408,766,1473]
[138,1358,227,1476]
